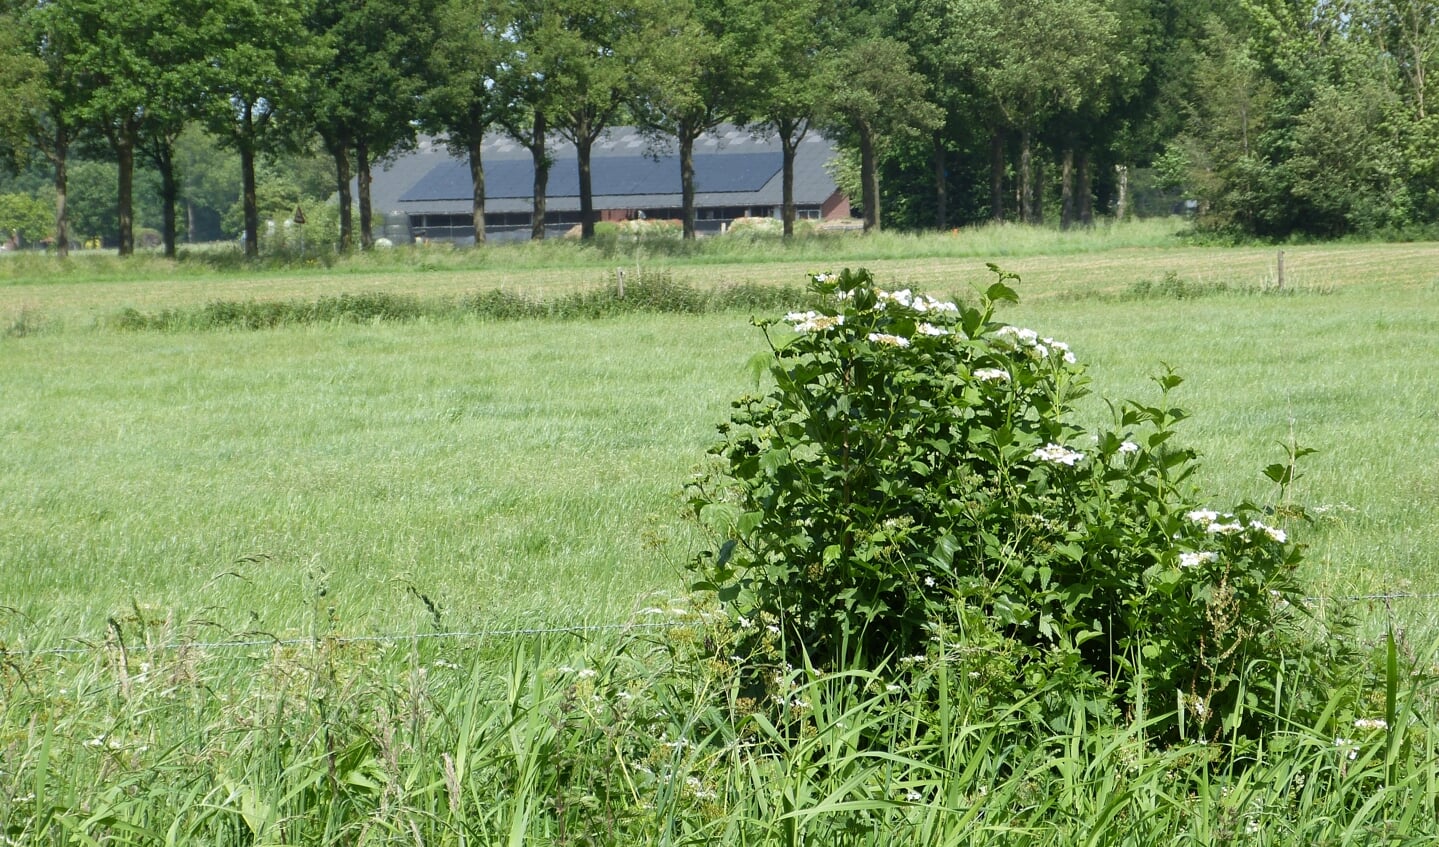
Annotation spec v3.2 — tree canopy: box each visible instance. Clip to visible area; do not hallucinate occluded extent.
[2,0,1438,250]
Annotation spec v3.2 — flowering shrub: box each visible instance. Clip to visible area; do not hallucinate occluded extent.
[688,267,1334,739]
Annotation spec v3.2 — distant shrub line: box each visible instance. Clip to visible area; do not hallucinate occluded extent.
[105,274,807,332]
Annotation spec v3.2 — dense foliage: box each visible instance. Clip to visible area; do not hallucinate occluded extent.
[2,0,1438,251]
[689,268,1342,740]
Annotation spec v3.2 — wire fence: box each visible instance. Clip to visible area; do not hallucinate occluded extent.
[6,590,1439,661]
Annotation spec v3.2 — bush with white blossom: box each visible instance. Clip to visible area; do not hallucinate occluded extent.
[688,267,1337,740]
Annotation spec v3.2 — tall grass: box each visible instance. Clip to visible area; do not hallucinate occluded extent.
[3,610,1436,844]
[4,239,1439,841]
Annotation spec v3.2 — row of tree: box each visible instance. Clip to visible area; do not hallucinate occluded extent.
[1,0,1437,257]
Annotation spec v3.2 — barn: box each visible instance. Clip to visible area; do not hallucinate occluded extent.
[368,125,853,242]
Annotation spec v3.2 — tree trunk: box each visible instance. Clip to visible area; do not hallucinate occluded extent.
[1078,150,1093,227]
[530,111,548,240]
[158,144,178,257]
[578,132,595,240]
[859,121,880,233]
[1060,147,1075,231]
[52,127,69,258]
[680,119,697,240]
[933,133,948,230]
[333,141,354,252]
[241,136,259,257]
[1114,163,1129,222]
[357,137,373,249]
[186,199,195,245]
[781,138,797,237]
[1019,130,1033,224]
[468,131,486,245]
[1033,154,1044,225]
[989,128,1005,222]
[117,133,135,256]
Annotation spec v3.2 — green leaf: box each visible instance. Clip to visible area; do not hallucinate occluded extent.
[985,281,1020,304]
[736,510,764,536]
[1263,462,1295,485]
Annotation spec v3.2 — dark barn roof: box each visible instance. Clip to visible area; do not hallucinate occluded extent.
[401,151,785,203]
[368,125,842,219]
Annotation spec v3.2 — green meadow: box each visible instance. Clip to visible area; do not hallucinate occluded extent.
[4,226,1437,643]
[3,225,1439,843]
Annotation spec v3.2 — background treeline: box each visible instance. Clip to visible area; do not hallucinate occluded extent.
[1,0,1436,257]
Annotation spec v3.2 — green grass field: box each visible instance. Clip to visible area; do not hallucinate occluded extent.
[4,228,1437,644]
[4,226,1439,844]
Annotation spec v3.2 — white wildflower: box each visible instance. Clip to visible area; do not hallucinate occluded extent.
[923,575,937,587]
[1179,551,1219,568]
[1186,509,1220,525]
[812,272,833,283]
[1118,440,1140,455]
[877,288,915,308]
[916,322,949,336]
[1354,718,1389,731]
[1043,338,1077,363]
[994,326,1039,349]
[1206,521,1244,535]
[972,368,1010,383]
[886,684,902,693]
[1031,443,1085,466]
[868,332,911,347]
[905,790,923,802]
[785,311,845,333]
[1249,520,1288,543]
[1335,737,1360,760]
[576,668,598,680]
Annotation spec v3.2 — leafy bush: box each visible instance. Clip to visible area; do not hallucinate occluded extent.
[688,267,1340,740]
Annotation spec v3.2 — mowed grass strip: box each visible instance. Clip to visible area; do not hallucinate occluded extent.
[3,246,1438,644]
[3,222,1437,328]
[0,316,760,643]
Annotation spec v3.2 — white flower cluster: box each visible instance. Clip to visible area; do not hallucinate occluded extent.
[993,326,1077,363]
[868,332,911,347]
[877,288,959,313]
[971,368,1010,383]
[785,310,845,333]
[1178,551,1220,568]
[916,322,950,336]
[1031,443,1085,466]
[1185,509,1288,543]
[1354,718,1389,731]
[1118,440,1140,454]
